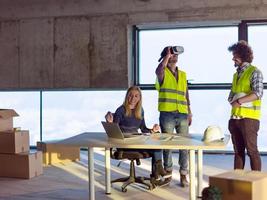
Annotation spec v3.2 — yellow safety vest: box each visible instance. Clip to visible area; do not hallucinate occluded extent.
[231,65,261,120]
[155,67,188,113]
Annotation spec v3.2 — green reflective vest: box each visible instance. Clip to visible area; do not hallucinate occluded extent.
[231,65,261,120]
[155,67,188,113]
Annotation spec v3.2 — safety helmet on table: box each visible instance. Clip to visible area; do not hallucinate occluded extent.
[202,125,224,142]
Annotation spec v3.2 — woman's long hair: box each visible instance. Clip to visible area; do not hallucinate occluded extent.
[123,86,142,119]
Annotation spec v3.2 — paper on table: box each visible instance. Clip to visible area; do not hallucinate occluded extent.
[158,135,172,141]
[151,134,172,141]
[170,135,181,141]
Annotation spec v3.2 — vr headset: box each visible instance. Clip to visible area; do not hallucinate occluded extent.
[158,46,184,62]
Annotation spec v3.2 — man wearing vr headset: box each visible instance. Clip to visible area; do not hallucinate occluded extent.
[155,46,192,187]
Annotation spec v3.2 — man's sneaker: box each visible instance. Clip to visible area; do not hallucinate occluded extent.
[150,176,161,188]
[162,170,172,179]
[154,178,171,187]
[150,174,160,183]
[180,174,189,187]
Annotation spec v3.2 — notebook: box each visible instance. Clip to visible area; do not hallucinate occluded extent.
[101,121,144,141]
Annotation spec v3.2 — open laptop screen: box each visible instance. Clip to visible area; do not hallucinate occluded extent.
[101,121,142,140]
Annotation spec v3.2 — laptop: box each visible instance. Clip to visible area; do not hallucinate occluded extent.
[101,121,144,141]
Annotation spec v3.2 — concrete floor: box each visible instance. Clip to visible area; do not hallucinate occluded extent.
[0,150,266,200]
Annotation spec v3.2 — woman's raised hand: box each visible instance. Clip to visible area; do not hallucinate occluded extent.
[105,111,113,123]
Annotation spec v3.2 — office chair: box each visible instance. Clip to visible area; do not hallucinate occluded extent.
[110,148,153,192]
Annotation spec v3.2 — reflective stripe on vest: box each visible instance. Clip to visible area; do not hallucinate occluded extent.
[155,67,188,113]
[231,65,261,120]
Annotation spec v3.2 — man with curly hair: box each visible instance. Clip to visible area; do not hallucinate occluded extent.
[228,40,263,171]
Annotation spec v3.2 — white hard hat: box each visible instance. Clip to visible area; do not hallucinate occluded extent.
[202,126,224,143]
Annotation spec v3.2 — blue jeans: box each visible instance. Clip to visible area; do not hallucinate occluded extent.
[159,111,189,175]
[151,149,163,173]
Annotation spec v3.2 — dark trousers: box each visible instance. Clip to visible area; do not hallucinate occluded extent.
[228,118,261,171]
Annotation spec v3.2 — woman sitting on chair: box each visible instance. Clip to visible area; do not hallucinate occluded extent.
[105,86,170,186]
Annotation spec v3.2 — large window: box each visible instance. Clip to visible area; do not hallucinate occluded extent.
[2,89,266,151]
[138,26,238,85]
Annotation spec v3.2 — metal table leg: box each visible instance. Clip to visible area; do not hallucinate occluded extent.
[197,149,203,198]
[105,148,111,194]
[189,149,196,200]
[88,147,95,200]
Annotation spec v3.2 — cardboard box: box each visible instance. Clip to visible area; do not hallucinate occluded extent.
[0,151,43,179]
[0,109,19,132]
[37,141,80,165]
[209,170,267,200]
[0,130,29,154]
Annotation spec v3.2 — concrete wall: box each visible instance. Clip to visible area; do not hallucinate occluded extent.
[0,0,267,89]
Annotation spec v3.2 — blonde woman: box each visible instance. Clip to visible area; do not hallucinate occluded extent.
[105,86,170,186]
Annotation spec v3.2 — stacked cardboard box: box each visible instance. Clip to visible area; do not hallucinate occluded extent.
[0,109,43,179]
[37,141,80,165]
[209,170,267,200]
